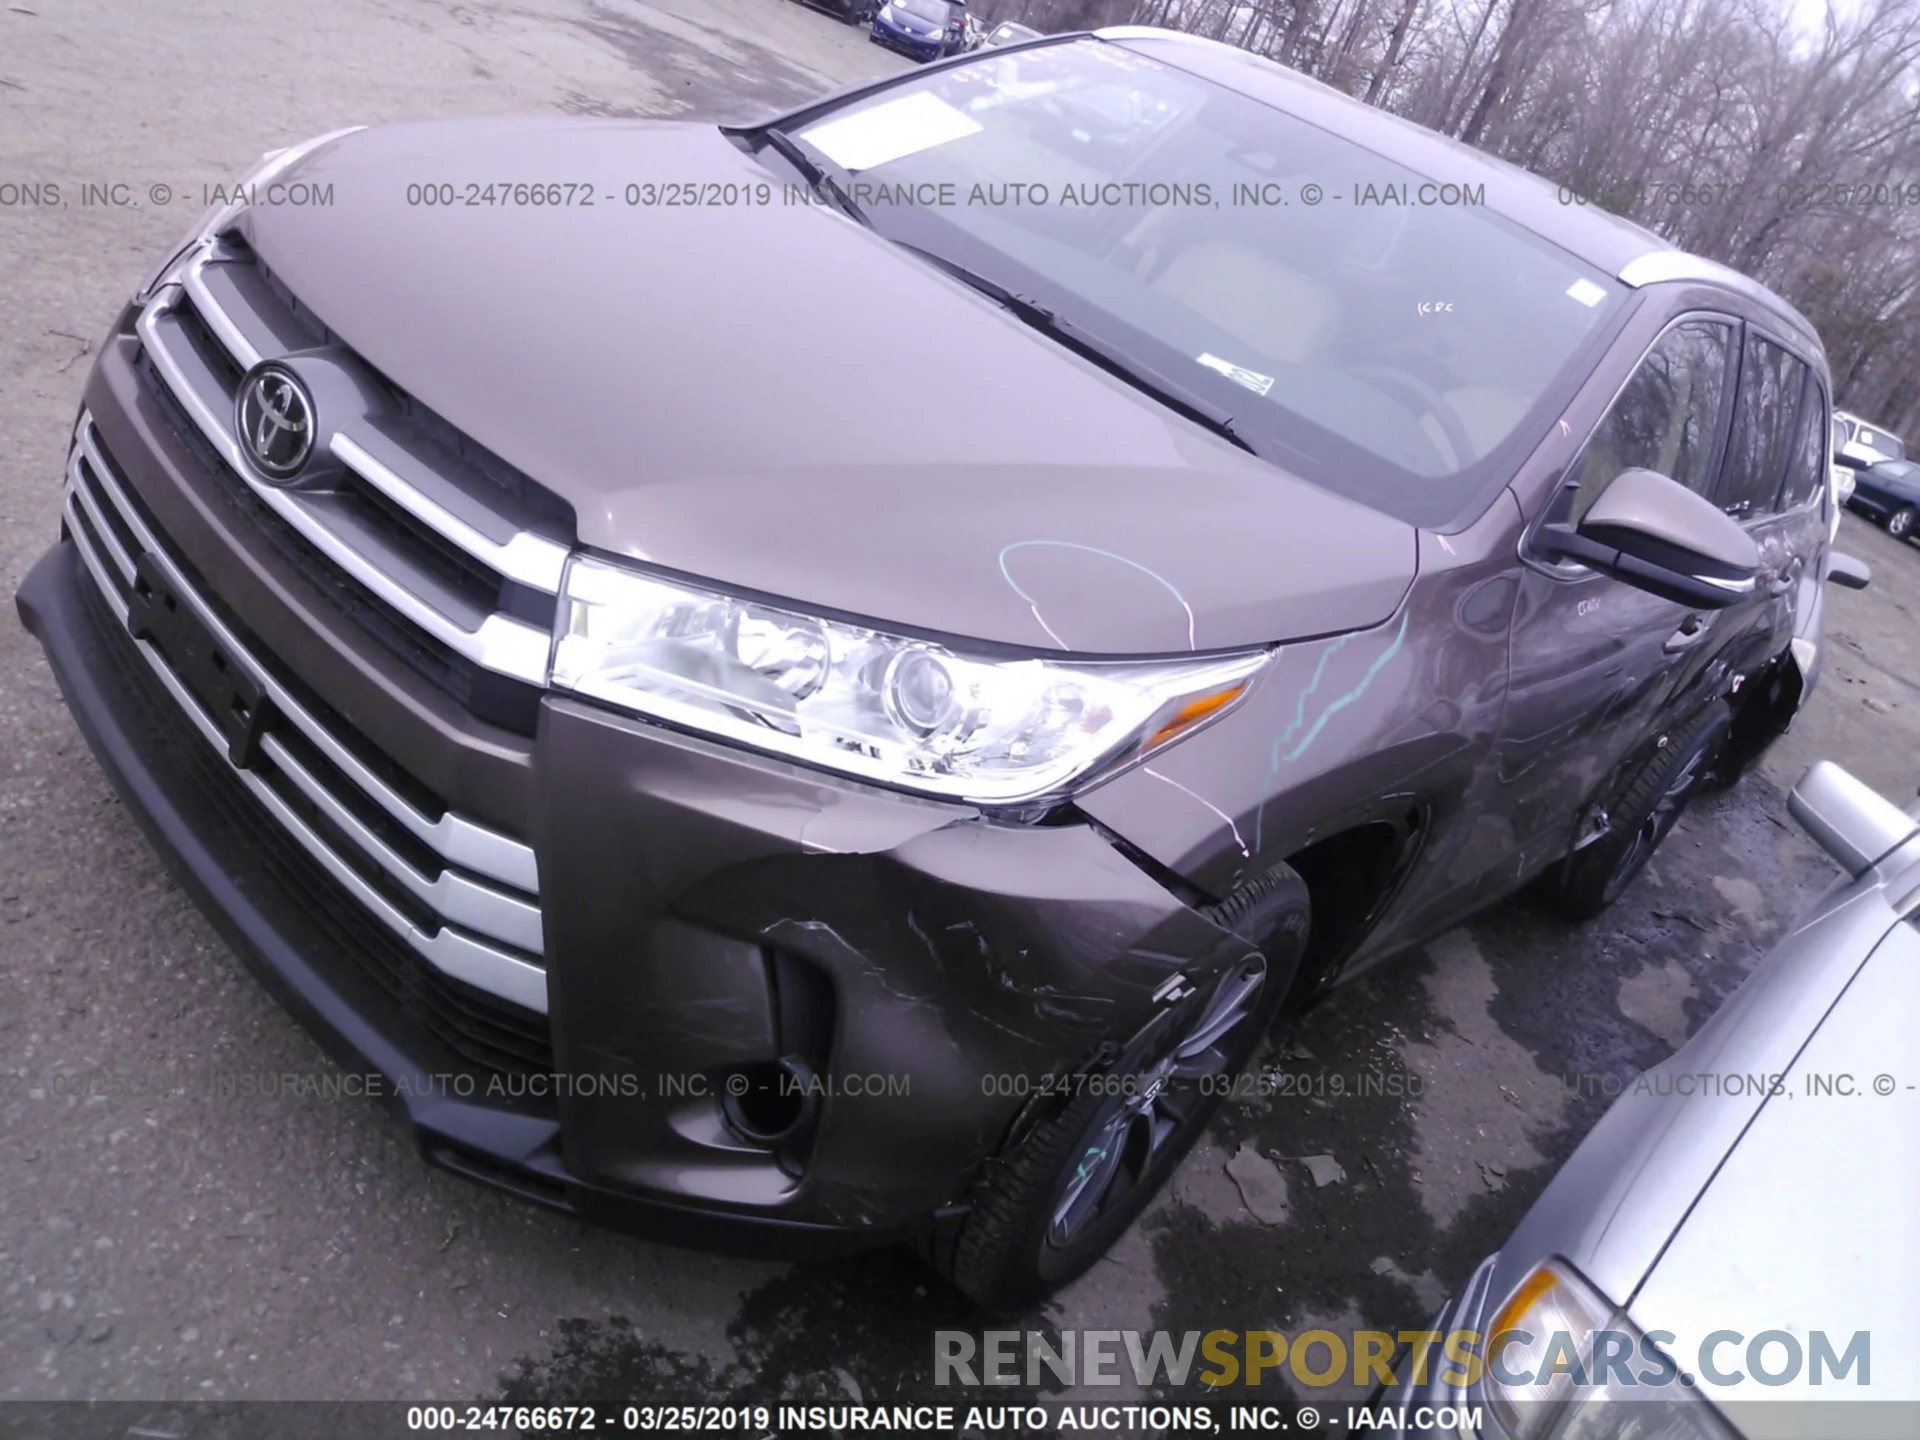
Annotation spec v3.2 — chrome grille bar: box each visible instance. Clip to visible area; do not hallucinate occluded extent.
[135,248,558,684]
[75,423,540,894]
[330,431,569,593]
[65,418,548,1014]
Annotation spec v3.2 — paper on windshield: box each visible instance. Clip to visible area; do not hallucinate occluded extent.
[1197,353,1276,397]
[799,91,983,172]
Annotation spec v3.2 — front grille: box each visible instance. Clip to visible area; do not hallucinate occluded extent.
[131,234,574,735]
[63,415,554,1072]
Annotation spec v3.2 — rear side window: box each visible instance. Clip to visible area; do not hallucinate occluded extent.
[1562,319,1733,524]
[1779,376,1829,511]
[1720,335,1809,519]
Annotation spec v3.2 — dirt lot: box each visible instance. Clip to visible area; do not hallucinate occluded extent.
[2,0,1915,1426]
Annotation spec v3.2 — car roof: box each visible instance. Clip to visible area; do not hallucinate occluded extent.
[1094,26,1823,354]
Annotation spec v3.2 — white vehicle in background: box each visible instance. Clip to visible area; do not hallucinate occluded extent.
[1829,417,1856,538]
[1832,410,1906,538]
[1835,409,1906,469]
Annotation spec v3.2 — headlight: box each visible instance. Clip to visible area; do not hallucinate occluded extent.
[550,556,1268,806]
[1485,1260,1737,1440]
[132,127,364,304]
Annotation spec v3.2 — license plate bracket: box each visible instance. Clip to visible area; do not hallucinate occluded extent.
[127,552,275,768]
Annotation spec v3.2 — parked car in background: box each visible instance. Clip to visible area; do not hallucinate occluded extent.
[10,28,1864,1312]
[1386,756,1916,1440]
[870,0,967,60]
[1834,408,1906,468]
[1846,457,1920,539]
[1828,416,1856,534]
[983,20,1043,46]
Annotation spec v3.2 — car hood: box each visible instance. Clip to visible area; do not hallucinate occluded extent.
[242,118,1416,655]
[1473,866,1912,1317]
[1626,917,1920,1417]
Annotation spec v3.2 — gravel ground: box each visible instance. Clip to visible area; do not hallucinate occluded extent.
[2,0,1915,1428]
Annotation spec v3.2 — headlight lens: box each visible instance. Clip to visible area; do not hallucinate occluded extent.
[1485,1260,1737,1440]
[551,556,1268,806]
[133,127,364,303]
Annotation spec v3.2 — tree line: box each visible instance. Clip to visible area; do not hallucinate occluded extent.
[971,0,1920,440]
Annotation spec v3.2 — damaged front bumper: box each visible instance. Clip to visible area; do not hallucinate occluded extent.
[17,355,1258,1251]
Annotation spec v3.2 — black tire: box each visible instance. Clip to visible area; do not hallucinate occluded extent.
[1540,702,1731,920]
[937,865,1310,1312]
[1887,506,1914,540]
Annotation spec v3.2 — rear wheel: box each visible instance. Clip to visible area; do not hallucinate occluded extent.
[936,865,1309,1311]
[1540,702,1730,920]
[1887,506,1914,540]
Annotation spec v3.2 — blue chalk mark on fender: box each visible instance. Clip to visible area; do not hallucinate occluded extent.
[1253,611,1411,851]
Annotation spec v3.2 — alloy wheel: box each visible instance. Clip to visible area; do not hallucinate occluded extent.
[1046,958,1267,1249]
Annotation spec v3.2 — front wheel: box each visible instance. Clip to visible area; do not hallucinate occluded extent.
[1540,702,1730,920]
[937,865,1309,1311]
[1887,506,1914,540]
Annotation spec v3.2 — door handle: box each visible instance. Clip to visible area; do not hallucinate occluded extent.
[1665,613,1713,652]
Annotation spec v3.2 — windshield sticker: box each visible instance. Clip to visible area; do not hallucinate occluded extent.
[1565,277,1608,307]
[1197,353,1276,397]
[799,92,983,172]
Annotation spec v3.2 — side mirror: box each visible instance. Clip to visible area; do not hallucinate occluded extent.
[1834,450,1870,471]
[1538,467,1759,609]
[1827,551,1872,590]
[1790,761,1917,877]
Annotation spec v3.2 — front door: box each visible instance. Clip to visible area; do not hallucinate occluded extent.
[1493,315,1748,877]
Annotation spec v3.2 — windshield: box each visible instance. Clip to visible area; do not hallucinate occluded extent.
[895,0,955,23]
[795,38,1624,526]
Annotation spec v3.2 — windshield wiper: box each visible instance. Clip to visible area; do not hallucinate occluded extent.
[893,243,1258,458]
[758,128,868,227]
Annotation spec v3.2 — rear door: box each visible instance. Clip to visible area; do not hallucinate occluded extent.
[1709,326,1827,688]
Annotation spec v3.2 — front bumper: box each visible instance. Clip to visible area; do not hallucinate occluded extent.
[17,338,1254,1254]
[870,20,947,59]
[1381,1253,1501,1436]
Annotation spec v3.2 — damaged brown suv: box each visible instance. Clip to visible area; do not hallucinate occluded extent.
[16,28,1857,1307]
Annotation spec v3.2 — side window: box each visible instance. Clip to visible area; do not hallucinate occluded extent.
[1779,376,1828,511]
[1719,334,1809,519]
[1560,319,1734,524]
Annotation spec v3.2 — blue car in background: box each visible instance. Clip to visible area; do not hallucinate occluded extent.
[1847,457,1920,540]
[872,0,967,61]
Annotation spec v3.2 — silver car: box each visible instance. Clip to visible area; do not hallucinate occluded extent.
[1385,759,1919,1440]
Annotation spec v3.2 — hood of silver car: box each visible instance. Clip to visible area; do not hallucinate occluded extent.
[241,118,1417,655]
[1626,916,1920,1411]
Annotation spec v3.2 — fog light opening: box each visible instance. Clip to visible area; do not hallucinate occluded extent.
[719,1057,817,1145]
